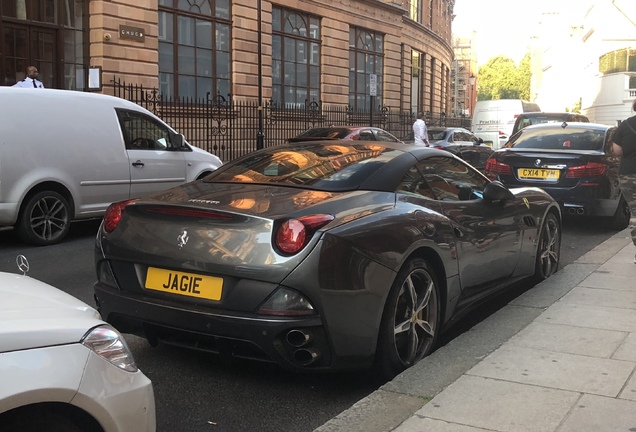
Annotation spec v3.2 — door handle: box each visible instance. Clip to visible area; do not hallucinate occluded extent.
[132,160,144,167]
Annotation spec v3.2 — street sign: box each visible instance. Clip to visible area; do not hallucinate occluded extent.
[369,74,377,96]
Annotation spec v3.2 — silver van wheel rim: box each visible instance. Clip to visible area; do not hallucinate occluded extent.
[30,196,69,241]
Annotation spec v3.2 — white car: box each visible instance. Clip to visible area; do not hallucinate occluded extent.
[0,258,155,432]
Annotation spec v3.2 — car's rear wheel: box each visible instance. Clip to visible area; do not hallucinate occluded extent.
[375,258,441,380]
[17,190,71,246]
[607,195,630,231]
[533,212,560,283]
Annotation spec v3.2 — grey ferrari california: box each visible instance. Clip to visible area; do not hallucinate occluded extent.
[94,141,561,378]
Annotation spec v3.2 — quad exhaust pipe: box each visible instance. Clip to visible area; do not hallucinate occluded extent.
[286,329,320,365]
[286,329,312,347]
[293,348,320,366]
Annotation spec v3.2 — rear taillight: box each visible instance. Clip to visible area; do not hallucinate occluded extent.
[103,199,137,233]
[275,214,334,255]
[433,145,446,150]
[485,158,512,175]
[566,162,607,178]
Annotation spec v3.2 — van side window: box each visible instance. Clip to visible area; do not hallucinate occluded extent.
[116,109,173,151]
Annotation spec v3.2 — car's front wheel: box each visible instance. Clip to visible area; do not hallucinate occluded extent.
[375,258,441,380]
[17,190,71,246]
[533,212,561,283]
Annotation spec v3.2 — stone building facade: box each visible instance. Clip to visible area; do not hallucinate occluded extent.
[1,0,455,115]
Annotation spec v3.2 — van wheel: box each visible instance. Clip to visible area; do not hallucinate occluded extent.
[17,191,71,246]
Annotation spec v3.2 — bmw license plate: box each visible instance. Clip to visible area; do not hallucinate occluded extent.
[145,267,223,300]
[518,168,560,180]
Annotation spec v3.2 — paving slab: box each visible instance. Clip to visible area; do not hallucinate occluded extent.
[416,375,579,432]
[579,272,636,291]
[507,321,627,358]
[560,286,636,309]
[394,416,493,432]
[537,302,636,333]
[558,394,636,432]
[613,332,636,361]
[620,371,636,401]
[467,345,635,397]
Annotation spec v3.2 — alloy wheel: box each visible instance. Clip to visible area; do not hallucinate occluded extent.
[538,216,560,278]
[392,268,439,367]
[29,195,70,242]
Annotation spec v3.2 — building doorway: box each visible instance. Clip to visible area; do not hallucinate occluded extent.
[1,0,87,89]
[3,23,56,87]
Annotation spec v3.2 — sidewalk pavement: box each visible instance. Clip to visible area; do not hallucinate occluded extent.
[315,229,636,432]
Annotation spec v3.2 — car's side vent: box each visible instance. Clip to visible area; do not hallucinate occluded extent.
[523,216,537,227]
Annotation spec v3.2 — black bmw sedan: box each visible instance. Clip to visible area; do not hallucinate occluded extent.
[94,141,561,378]
[485,122,630,230]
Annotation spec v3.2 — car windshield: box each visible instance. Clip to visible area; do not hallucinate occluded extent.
[506,127,606,151]
[205,143,401,191]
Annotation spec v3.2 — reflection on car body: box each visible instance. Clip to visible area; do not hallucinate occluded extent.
[94,140,561,379]
[288,126,402,143]
[402,127,494,172]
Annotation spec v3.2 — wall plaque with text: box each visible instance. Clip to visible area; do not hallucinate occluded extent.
[119,25,145,42]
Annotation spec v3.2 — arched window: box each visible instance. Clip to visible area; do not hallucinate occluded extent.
[349,27,384,111]
[158,0,231,100]
[271,6,321,108]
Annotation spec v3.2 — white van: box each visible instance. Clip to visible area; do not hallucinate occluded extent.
[471,99,540,149]
[0,88,222,245]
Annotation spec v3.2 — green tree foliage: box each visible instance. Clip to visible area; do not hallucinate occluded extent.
[476,54,532,101]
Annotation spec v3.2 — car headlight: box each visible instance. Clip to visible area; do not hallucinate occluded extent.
[81,325,138,372]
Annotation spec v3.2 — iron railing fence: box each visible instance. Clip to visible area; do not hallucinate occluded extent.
[112,77,472,161]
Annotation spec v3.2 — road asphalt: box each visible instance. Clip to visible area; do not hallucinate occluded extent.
[315,229,636,432]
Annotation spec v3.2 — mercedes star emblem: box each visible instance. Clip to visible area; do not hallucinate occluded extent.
[16,255,30,275]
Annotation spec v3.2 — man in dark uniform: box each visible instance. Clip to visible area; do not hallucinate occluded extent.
[12,66,45,88]
[611,98,636,263]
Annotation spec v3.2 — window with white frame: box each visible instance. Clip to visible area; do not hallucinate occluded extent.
[271,7,321,108]
[158,0,231,100]
[349,27,384,111]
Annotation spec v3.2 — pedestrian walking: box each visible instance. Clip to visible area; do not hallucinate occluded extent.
[413,111,430,147]
[611,98,636,263]
[12,66,45,88]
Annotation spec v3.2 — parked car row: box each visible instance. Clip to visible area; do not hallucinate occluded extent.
[1,88,623,432]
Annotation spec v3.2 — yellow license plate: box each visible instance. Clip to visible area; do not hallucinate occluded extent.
[518,168,560,180]
[145,267,223,300]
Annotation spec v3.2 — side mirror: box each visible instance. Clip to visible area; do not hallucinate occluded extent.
[171,133,185,147]
[483,180,514,202]
[475,137,484,146]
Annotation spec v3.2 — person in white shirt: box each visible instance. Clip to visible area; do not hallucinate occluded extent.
[12,66,45,88]
[413,111,430,146]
